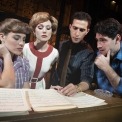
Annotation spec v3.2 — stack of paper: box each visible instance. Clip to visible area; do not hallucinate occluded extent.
[65,92,107,108]
[0,89,107,117]
[0,89,30,117]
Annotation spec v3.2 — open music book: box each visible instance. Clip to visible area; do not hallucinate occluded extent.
[0,89,106,117]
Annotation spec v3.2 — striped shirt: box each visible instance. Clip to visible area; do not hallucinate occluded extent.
[0,56,30,88]
[95,42,122,95]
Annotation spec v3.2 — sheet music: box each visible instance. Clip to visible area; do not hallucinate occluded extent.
[0,89,106,115]
[28,89,73,108]
[66,92,106,108]
[0,89,30,112]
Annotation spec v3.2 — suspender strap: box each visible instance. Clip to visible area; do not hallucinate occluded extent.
[31,58,42,89]
[29,42,53,89]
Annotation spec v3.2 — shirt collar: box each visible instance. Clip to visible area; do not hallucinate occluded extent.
[115,41,122,61]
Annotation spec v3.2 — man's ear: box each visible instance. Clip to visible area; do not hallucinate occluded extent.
[69,24,72,30]
[116,34,121,44]
[84,28,90,36]
[86,28,90,34]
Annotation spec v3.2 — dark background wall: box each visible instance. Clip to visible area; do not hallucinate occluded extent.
[0,0,122,50]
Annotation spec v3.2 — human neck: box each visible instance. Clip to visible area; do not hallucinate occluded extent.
[34,41,49,52]
[111,44,120,57]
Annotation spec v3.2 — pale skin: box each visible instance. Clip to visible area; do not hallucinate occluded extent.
[95,33,121,88]
[33,20,58,86]
[0,44,14,88]
[0,32,30,88]
[33,20,52,52]
[51,19,90,96]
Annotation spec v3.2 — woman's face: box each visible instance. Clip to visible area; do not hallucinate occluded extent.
[1,32,26,56]
[34,20,52,42]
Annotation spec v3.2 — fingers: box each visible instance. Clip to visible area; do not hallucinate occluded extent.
[50,85,63,91]
[0,44,10,57]
[60,84,77,96]
[94,54,102,65]
[106,50,110,59]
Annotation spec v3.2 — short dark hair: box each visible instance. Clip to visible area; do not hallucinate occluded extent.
[70,11,92,28]
[94,18,122,39]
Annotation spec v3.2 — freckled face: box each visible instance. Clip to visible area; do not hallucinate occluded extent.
[2,32,26,55]
[34,20,52,42]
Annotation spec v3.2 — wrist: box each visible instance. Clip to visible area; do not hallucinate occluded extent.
[3,53,11,59]
[76,84,82,93]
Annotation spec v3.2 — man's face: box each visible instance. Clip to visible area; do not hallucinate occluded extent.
[96,33,117,56]
[69,19,89,43]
